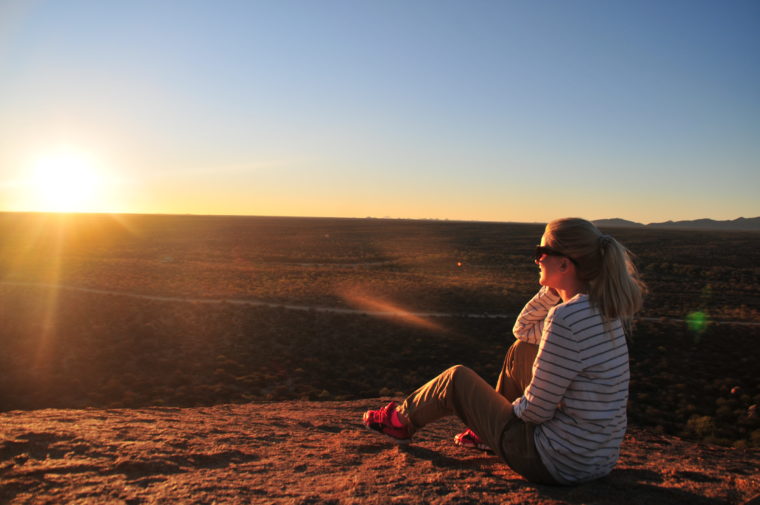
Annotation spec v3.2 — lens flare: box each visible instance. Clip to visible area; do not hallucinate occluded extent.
[338,287,444,332]
[686,311,709,340]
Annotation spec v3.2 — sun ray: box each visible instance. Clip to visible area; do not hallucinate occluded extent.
[29,215,66,379]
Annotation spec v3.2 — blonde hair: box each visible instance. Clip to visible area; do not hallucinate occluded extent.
[545,218,646,324]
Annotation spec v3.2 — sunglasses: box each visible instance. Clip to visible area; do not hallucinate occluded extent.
[534,245,578,266]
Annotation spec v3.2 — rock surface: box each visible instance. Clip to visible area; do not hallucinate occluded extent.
[1,399,758,505]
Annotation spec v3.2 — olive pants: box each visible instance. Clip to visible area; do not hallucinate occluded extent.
[397,340,560,485]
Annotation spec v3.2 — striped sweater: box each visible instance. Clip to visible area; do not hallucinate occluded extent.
[511,287,629,484]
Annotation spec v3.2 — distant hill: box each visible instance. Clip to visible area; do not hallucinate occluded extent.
[647,216,760,231]
[592,218,645,228]
[594,217,760,231]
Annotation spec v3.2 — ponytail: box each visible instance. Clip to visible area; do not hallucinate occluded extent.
[589,235,646,324]
[545,218,646,326]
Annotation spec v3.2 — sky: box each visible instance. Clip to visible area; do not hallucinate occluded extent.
[0,0,758,224]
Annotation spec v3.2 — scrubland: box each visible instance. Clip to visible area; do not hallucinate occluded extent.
[0,213,758,448]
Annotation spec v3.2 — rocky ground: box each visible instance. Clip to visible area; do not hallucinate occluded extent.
[1,400,758,505]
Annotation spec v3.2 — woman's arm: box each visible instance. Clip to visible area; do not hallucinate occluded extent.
[512,309,582,424]
[512,286,561,344]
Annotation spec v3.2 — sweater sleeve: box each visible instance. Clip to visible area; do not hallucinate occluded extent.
[512,286,561,344]
[512,307,582,424]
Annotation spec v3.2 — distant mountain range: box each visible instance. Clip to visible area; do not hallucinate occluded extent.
[592,217,760,231]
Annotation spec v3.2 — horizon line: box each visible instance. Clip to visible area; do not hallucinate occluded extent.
[1,209,758,228]
[0,209,548,225]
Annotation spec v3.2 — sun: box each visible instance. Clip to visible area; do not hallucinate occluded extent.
[28,148,104,212]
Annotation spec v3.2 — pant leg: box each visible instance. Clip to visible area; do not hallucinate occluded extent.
[395,362,560,485]
[495,341,561,485]
[495,340,539,402]
[397,365,513,453]
[500,417,562,485]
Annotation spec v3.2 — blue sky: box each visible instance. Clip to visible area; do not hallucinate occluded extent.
[1,0,758,222]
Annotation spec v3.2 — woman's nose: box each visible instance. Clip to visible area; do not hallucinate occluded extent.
[534,258,540,265]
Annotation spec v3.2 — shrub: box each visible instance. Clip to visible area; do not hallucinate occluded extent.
[686,415,716,438]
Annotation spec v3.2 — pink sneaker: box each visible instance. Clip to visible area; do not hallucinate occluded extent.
[454,428,492,453]
[362,401,411,442]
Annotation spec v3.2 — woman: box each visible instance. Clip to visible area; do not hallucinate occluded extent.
[363,218,646,485]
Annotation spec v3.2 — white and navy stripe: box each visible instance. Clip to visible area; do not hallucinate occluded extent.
[512,287,629,484]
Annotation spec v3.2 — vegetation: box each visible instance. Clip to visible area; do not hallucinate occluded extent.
[0,212,758,447]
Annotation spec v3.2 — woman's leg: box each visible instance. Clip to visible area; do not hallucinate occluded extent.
[493,341,560,485]
[495,340,539,402]
[396,365,513,454]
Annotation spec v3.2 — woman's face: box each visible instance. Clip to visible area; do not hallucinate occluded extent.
[535,234,564,288]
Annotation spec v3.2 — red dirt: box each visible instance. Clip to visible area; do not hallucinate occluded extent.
[1,399,758,505]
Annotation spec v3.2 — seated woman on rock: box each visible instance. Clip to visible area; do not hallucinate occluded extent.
[363,217,646,485]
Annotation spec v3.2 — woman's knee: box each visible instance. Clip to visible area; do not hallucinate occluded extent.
[509,341,539,371]
[445,364,476,382]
